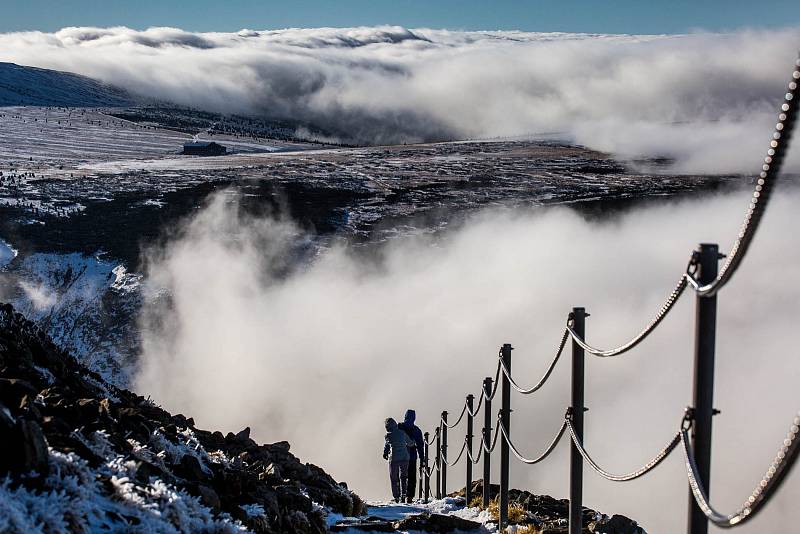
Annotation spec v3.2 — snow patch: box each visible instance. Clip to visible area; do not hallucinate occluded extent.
[0,238,18,269]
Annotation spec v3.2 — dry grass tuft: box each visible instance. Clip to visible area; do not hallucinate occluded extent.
[487,499,528,524]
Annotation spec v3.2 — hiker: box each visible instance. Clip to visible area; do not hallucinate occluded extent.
[383,417,414,503]
[398,409,425,503]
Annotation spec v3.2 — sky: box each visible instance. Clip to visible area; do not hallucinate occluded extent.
[2,0,800,34]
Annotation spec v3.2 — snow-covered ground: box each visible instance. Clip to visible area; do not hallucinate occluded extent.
[331,498,496,533]
[3,249,141,385]
[0,237,17,268]
[0,107,319,174]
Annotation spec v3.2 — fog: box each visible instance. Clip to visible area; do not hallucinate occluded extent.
[0,26,799,172]
[135,183,800,533]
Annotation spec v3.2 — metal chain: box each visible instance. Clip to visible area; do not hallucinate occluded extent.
[681,410,800,528]
[467,437,484,464]
[500,418,567,465]
[482,417,502,453]
[566,419,681,481]
[467,390,484,417]
[424,427,439,445]
[499,328,569,394]
[442,402,468,428]
[688,54,799,298]
[482,359,502,401]
[566,275,688,357]
[441,437,469,467]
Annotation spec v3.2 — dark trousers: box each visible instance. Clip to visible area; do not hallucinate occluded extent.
[407,457,418,500]
[389,460,409,500]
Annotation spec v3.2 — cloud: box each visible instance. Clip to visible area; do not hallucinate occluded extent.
[0,25,797,171]
[135,185,800,532]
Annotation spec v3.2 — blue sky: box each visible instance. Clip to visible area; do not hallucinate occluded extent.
[2,0,799,34]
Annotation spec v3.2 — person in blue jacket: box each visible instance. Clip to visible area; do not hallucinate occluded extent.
[398,409,425,503]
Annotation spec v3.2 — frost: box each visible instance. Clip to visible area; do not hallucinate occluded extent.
[0,449,248,533]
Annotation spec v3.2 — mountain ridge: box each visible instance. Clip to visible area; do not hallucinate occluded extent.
[0,62,133,107]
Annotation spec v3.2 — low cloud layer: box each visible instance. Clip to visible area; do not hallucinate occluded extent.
[1,26,798,172]
[136,186,800,533]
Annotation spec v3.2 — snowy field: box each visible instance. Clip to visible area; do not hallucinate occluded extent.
[0,106,320,173]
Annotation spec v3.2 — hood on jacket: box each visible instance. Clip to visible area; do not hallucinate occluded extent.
[385,417,398,431]
[404,409,416,425]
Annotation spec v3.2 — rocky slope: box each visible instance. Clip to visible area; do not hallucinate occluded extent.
[0,302,363,533]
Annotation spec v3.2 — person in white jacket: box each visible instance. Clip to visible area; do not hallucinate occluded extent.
[383,417,414,502]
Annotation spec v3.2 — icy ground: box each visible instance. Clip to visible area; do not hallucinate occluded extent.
[331,498,496,534]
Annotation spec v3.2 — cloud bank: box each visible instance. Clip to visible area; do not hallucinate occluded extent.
[135,186,800,533]
[0,25,798,172]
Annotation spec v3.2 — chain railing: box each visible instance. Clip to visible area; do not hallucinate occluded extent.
[416,53,800,534]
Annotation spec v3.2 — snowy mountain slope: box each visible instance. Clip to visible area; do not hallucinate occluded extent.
[2,251,141,386]
[0,62,133,107]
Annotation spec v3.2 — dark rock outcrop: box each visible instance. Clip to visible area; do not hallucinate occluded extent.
[0,302,363,533]
[455,480,646,533]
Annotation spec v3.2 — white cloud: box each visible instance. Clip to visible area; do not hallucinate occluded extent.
[135,186,800,532]
[0,26,797,172]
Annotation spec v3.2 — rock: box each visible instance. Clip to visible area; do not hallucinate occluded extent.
[590,514,645,534]
[0,378,38,408]
[275,484,313,514]
[394,512,482,533]
[18,420,50,474]
[196,484,221,512]
[178,453,209,482]
[0,303,364,531]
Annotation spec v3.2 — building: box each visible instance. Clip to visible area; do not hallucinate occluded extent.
[182,141,227,156]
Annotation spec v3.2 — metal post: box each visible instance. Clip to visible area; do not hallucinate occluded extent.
[482,376,493,508]
[424,432,431,503]
[688,244,720,534]
[499,343,513,529]
[466,394,474,506]
[436,427,441,499]
[569,308,586,534]
[441,411,448,497]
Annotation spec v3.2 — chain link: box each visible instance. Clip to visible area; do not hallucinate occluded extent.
[499,328,569,394]
[682,410,800,528]
[689,55,799,298]
[566,419,681,481]
[467,391,484,417]
[424,427,439,445]
[566,275,688,357]
[500,418,567,465]
[482,359,502,401]
[441,403,468,428]
[441,437,469,467]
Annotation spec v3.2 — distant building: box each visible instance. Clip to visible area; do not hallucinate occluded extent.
[182,141,227,156]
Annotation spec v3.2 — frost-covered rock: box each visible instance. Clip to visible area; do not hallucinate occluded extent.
[0,303,363,533]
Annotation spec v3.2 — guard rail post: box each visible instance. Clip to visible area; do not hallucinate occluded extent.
[424,432,431,503]
[441,411,448,496]
[482,376,493,508]
[569,308,587,534]
[436,427,442,499]
[688,243,720,534]
[499,343,513,529]
[466,394,475,506]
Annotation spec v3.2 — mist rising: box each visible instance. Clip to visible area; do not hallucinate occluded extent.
[134,183,800,533]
